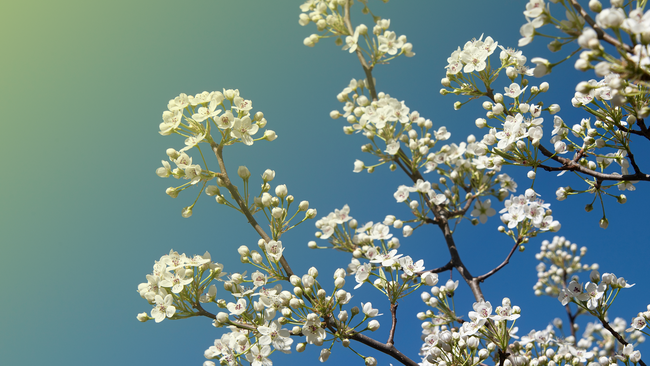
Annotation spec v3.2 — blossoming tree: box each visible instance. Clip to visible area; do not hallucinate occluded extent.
[138,1,650,366]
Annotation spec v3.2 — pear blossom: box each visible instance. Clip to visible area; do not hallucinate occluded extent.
[151,294,176,323]
[583,282,606,309]
[504,83,527,98]
[398,256,424,276]
[378,31,403,55]
[361,302,382,317]
[265,240,284,262]
[258,321,293,353]
[231,116,259,145]
[302,315,326,344]
[246,345,272,366]
[160,268,193,293]
[227,298,247,316]
[471,199,496,224]
[343,28,360,53]
[468,300,493,321]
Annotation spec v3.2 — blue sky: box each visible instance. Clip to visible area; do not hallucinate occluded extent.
[2,1,648,365]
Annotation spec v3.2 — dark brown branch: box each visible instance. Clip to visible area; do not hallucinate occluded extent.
[477,238,522,282]
[416,261,453,276]
[568,0,632,53]
[387,303,398,346]
[627,150,643,176]
[437,217,484,302]
[536,143,650,181]
[350,332,419,366]
[564,304,578,340]
[193,302,216,319]
[447,195,476,218]
[600,318,647,366]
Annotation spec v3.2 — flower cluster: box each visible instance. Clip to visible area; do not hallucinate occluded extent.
[137,250,221,322]
[156,89,278,217]
[499,188,560,233]
[446,35,499,75]
[298,1,414,60]
[533,236,598,298]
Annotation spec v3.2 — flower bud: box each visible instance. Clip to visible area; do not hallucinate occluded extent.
[237,245,250,256]
[275,184,288,198]
[264,130,277,141]
[319,349,330,362]
[338,310,348,322]
[262,169,275,182]
[589,0,602,12]
[272,207,284,219]
[365,357,377,366]
[309,267,319,278]
[137,312,149,322]
[368,319,380,331]
[251,251,263,264]
[216,312,229,324]
[599,217,609,229]
[237,166,250,180]
[478,349,490,360]
[166,187,179,198]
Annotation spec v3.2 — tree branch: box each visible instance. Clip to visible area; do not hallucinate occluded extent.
[211,142,294,278]
[476,238,522,282]
[437,217,484,302]
[343,1,377,101]
[568,0,632,53]
[416,261,453,276]
[387,303,398,346]
[536,143,650,181]
[600,318,647,366]
[350,332,419,366]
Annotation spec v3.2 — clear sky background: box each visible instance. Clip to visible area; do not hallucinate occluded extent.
[2,1,648,365]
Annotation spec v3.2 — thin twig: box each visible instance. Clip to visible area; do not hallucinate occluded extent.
[477,238,522,282]
[416,261,453,276]
[343,2,377,100]
[564,304,578,340]
[387,303,398,346]
[600,318,647,366]
[211,142,294,278]
[568,0,632,53]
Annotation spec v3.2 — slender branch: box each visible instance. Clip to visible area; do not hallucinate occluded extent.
[476,238,522,282]
[568,0,632,53]
[627,150,643,175]
[438,217,484,302]
[194,302,216,319]
[343,1,377,100]
[536,143,650,181]
[564,304,578,340]
[416,261,453,276]
[498,349,511,366]
[387,303,398,346]
[349,332,419,366]
[600,318,647,366]
[211,142,294,278]
[447,195,476,218]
